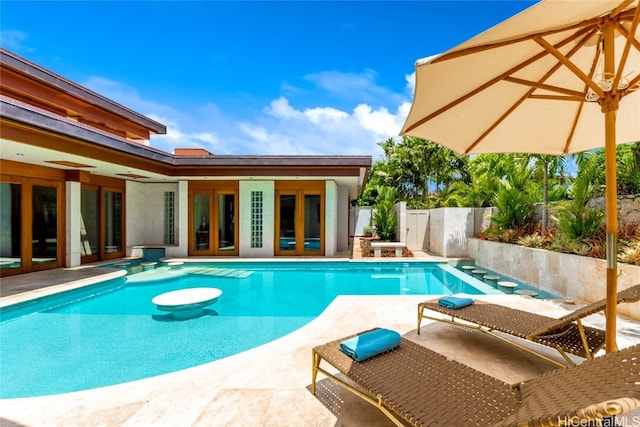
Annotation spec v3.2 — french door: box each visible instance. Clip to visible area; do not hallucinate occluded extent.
[0,178,64,276]
[80,186,125,263]
[275,182,324,256]
[189,184,238,256]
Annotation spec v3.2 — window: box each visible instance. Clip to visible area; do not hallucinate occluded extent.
[251,191,263,248]
[164,191,176,245]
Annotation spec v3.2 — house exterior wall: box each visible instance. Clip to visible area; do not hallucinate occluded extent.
[126,181,183,253]
[325,181,338,256]
[239,180,275,257]
[122,179,351,258]
[336,184,349,252]
[172,180,189,258]
[66,181,81,267]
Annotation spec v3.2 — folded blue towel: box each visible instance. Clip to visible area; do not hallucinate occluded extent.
[438,296,475,309]
[340,328,401,362]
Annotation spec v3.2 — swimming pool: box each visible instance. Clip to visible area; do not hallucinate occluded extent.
[0,261,499,398]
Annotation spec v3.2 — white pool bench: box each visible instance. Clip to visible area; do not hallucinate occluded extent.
[370,242,406,257]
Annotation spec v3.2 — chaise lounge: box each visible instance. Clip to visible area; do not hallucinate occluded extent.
[311,328,640,427]
[417,284,640,368]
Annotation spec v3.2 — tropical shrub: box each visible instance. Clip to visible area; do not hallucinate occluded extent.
[619,239,640,265]
[553,157,605,243]
[488,164,537,235]
[373,186,398,241]
[516,233,551,249]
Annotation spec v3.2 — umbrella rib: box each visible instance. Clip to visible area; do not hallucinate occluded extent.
[534,37,606,98]
[503,76,585,98]
[403,27,593,134]
[611,1,636,17]
[564,34,604,154]
[528,94,586,102]
[616,16,640,50]
[627,73,640,90]
[612,7,639,95]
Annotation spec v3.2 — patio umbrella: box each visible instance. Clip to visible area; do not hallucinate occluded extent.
[401,0,640,353]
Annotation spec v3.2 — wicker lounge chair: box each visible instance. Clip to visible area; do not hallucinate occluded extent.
[417,284,640,368]
[311,329,640,427]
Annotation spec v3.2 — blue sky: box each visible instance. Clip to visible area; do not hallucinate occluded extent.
[1,1,536,160]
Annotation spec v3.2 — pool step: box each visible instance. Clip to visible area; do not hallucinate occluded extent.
[189,267,253,279]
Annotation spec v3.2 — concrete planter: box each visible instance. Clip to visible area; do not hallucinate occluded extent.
[468,237,640,320]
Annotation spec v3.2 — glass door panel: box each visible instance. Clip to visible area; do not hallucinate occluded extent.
[0,183,22,271]
[278,194,297,252]
[303,194,321,253]
[104,191,123,255]
[217,193,235,252]
[32,185,58,265]
[194,194,210,251]
[81,189,99,261]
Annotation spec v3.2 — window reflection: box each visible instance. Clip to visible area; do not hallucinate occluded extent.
[81,189,99,258]
[279,194,296,250]
[304,194,321,252]
[32,185,57,264]
[218,194,235,251]
[194,194,210,251]
[0,183,22,270]
[104,191,122,254]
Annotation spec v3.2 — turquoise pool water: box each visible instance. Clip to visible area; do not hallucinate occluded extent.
[453,263,561,299]
[1,261,495,398]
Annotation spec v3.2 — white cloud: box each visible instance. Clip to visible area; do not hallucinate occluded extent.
[267,97,302,120]
[305,69,380,100]
[79,72,412,159]
[406,72,416,96]
[0,30,31,52]
[303,107,348,124]
[353,104,400,136]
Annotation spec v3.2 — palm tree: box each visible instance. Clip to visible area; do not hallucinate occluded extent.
[525,154,567,234]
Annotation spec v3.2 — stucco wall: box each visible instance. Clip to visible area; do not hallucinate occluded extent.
[126,181,182,253]
[65,181,81,267]
[352,207,373,236]
[336,184,349,252]
[468,238,640,320]
[239,180,275,257]
[430,208,475,257]
[325,180,338,256]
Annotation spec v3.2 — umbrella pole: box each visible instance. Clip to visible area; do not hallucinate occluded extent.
[604,110,618,353]
[603,21,618,353]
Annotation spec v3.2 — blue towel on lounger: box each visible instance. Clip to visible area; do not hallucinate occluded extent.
[340,328,401,362]
[438,295,475,309]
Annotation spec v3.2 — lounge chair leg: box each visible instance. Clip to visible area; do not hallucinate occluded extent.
[576,319,593,360]
[417,307,423,334]
[311,351,321,395]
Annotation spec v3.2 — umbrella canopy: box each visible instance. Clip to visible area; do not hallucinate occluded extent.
[401,0,640,352]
